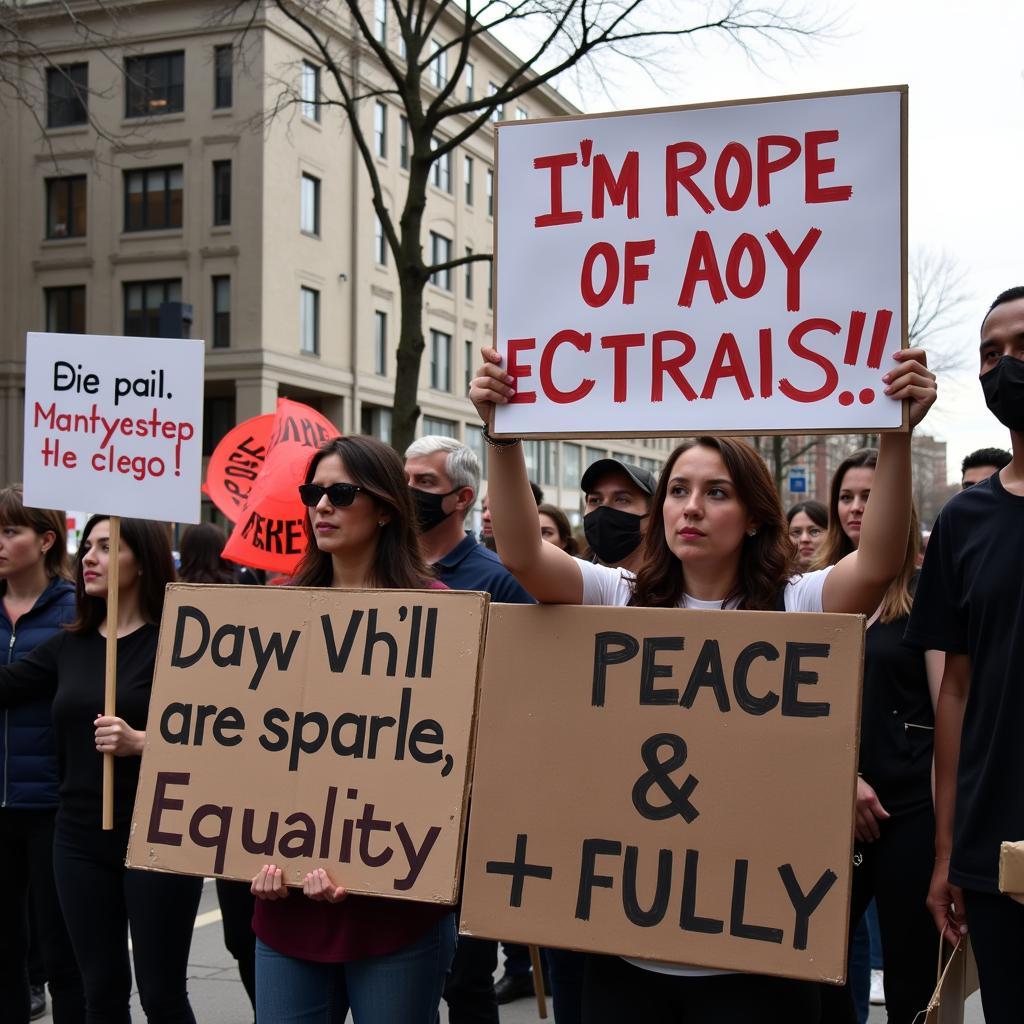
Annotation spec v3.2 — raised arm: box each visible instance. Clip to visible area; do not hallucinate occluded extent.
[469,347,584,604]
[823,348,936,614]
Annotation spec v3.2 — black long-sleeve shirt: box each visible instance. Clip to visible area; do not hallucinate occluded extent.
[0,624,159,826]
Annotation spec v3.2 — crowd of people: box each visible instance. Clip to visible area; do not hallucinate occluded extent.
[0,285,1021,1024]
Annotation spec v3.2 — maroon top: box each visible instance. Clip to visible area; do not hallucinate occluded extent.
[254,579,454,962]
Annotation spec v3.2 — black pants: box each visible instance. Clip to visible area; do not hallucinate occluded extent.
[963,887,1024,1024]
[0,808,85,1024]
[582,953,820,1024]
[53,816,203,1024]
[216,878,257,1013]
[819,801,937,1024]
[546,947,586,1024]
[443,936,499,1024]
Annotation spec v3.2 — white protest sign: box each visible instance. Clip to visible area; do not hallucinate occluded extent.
[492,87,906,438]
[23,333,205,523]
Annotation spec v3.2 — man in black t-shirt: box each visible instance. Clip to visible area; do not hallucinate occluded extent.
[906,286,1024,1024]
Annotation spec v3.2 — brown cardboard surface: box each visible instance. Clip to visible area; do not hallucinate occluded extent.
[127,584,488,903]
[460,604,864,982]
[998,841,1024,904]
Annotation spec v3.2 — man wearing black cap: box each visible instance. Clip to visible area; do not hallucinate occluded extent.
[580,457,657,572]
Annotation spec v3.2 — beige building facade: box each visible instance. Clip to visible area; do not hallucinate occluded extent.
[1,0,679,524]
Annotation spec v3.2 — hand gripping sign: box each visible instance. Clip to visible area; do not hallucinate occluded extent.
[491,86,907,438]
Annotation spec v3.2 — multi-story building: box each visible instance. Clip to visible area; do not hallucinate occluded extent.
[1,0,678,526]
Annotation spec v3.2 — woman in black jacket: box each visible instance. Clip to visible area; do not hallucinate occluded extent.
[0,514,203,1024]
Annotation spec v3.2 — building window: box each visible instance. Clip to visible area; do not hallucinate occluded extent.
[300,287,320,354]
[524,440,541,483]
[374,214,387,265]
[486,168,494,217]
[125,52,185,117]
[464,339,474,393]
[374,310,387,375]
[212,276,230,347]
[517,106,529,120]
[374,101,387,158]
[301,61,320,122]
[464,247,473,300]
[300,173,321,235]
[465,62,474,102]
[214,45,233,108]
[45,176,87,238]
[399,115,410,170]
[213,161,231,226]
[203,395,236,456]
[488,82,503,122]
[45,286,86,333]
[124,166,183,231]
[585,446,607,469]
[361,404,392,443]
[430,330,452,391]
[429,232,452,290]
[124,279,182,337]
[46,63,88,128]
[429,39,447,88]
[562,442,581,490]
[423,414,456,438]
[487,263,493,310]
[373,0,388,44]
[429,137,451,193]
[464,155,473,205]
[466,424,487,478]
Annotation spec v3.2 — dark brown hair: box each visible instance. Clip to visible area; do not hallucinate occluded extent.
[538,503,579,557]
[291,436,434,589]
[631,437,796,610]
[0,484,70,580]
[178,523,235,585]
[69,516,176,633]
[816,448,919,623]
[786,499,828,530]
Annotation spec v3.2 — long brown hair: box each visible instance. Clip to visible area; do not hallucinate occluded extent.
[178,523,235,584]
[538,503,579,557]
[816,448,919,622]
[291,436,434,589]
[631,437,796,610]
[69,515,176,633]
[0,484,70,581]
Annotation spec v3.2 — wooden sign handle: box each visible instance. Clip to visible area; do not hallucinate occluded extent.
[102,515,121,831]
[529,944,548,1019]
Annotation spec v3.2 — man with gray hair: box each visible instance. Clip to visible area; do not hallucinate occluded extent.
[404,435,533,1024]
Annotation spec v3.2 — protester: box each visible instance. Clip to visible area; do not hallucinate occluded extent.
[960,446,1011,488]
[786,499,828,569]
[0,514,202,1022]
[580,458,656,571]
[0,485,84,1024]
[177,522,257,1018]
[907,286,1024,1024]
[251,435,455,1024]
[814,450,940,1024]
[470,343,936,1023]
[538,503,579,556]
[404,434,534,1024]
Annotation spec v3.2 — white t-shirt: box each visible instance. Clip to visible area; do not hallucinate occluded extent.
[575,558,833,977]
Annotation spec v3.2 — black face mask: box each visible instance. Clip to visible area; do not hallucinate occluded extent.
[584,505,646,565]
[981,356,1024,433]
[410,487,459,534]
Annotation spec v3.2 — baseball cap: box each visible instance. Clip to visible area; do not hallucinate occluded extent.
[580,458,657,497]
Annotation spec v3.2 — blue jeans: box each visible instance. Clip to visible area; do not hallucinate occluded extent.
[255,914,456,1024]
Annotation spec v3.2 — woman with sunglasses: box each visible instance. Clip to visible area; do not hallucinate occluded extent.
[250,435,455,1024]
[468,345,936,1024]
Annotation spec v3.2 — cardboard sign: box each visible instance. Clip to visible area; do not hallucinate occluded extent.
[22,333,204,523]
[127,584,488,903]
[460,605,864,981]
[492,87,906,438]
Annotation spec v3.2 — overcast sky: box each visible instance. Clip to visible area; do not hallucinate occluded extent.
[538,0,1023,481]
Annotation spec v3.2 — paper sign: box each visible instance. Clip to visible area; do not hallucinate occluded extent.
[22,333,204,523]
[127,585,487,903]
[492,87,906,438]
[460,605,864,981]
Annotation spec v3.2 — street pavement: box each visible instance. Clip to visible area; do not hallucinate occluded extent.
[34,879,985,1022]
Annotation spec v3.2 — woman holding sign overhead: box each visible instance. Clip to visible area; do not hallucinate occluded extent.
[250,435,457,1024]
[468,345,935,1023]
[0,514,203,1024]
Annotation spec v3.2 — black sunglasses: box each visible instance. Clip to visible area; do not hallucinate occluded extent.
[298,482,365,508]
